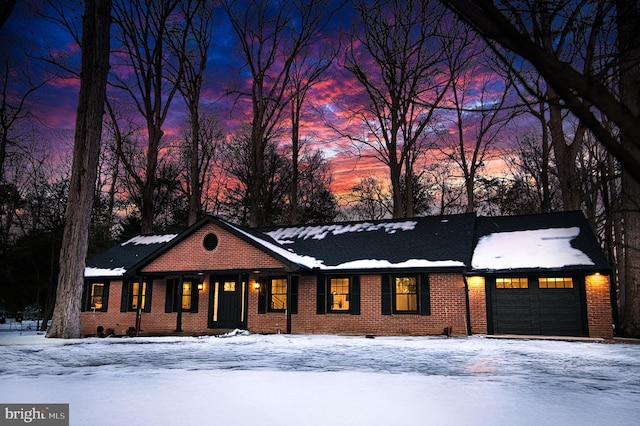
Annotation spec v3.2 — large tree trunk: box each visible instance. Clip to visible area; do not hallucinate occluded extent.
[547,89,582,211]
[140,126,161,234]
[188,106,201,226]
[47,0,111,338]
[617,0,640,337]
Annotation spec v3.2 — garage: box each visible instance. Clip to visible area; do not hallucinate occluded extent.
[487,276,589,336]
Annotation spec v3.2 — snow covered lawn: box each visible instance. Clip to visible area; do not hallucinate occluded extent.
[1,325,638,426]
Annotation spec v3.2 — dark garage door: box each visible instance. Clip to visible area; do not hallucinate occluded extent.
[489,276,588,337]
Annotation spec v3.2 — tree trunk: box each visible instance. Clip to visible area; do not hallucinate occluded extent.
[140,126,161,234]
[290,97,301,224]
[188,105,201,226]
[617,0,640,337]
[547,87,582,211]
[47,0,111,338]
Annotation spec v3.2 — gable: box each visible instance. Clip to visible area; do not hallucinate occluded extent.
[141,222,286,274]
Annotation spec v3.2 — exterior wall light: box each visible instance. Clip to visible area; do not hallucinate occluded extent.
[197,283,204,291]
[466,276,485,288]
[253,282,261,290]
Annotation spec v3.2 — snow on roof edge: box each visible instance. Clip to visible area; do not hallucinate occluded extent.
[84,267,127,278]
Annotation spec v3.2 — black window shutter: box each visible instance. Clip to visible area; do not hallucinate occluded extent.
[350,275,361,315]
[257,281,267,314]
[191,281,199,313]
[81,282,88,312]
[165,279,174,313]
[381,275,391,315]
[101,281,110,312]
[316,275,326,314]
[144,281,153,313]
[120,281,130,312]
[420,274,431,316]
[290,276,299,314]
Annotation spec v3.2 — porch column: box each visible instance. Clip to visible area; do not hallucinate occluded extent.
[135,275,144,336]
[176,274,184,332]
[286,273,292,334]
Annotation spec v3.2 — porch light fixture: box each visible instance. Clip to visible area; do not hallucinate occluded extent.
[197,283,204,291]
[253,282,261,290]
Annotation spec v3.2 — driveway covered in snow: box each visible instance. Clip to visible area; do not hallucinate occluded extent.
[0,330,638,425]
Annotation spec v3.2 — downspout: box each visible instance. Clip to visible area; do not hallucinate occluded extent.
[463,276,472,336]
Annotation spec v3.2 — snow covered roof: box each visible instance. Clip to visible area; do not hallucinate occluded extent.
[472,212,609,273]
[84,234,178,278]
[84,212,609,279]
[252,214,476,271]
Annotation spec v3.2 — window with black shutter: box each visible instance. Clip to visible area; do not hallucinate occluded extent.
[164,278,199,313]
[121,280,152,312]
[83,281,110,312]
[317,275,360,315]
[381,274,430,315]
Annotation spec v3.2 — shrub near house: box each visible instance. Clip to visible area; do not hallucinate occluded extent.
[81,212,613,339]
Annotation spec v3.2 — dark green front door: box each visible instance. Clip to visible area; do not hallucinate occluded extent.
[210,275,245,329]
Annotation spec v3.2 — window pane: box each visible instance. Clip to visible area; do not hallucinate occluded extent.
[182,282,192,310]
[395,277,417,312]
[496,278,528,289]
[224,281,235,292]
[271,278,287,310]
[539,277,573,289]
[330,278,350,311]
[91,283,104,310]
[131,282,147,310]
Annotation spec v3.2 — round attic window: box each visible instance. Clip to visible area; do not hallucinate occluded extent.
[203,233,219,251]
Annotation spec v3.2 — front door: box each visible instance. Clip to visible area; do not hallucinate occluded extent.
[209,275,246,329]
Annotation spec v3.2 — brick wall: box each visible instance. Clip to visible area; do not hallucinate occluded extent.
[81,278,212,336]
[248,273,469,336]
[81,280,137,336]
[466,276,487,334]
[585,274,614,339]
[143,222,285,273]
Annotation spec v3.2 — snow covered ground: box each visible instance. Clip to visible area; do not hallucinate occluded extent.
[1,321,639,426]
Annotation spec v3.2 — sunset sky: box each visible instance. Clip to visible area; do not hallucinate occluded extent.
[1,0,522,199]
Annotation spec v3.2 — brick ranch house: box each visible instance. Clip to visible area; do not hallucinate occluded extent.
[81,211,613,339]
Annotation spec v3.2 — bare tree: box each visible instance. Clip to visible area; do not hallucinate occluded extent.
[47,0,111,338]
[616,0,640,337]
[169,0,214,226]
[178,112,225,220]
[222,0,338,227]
[110,0,189,234]
[444,0,640,336]
[288,43,336,224]
[342,0,450,218]
[444,0,640,182]
[439,46,518,213]
[504,131,562,214]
